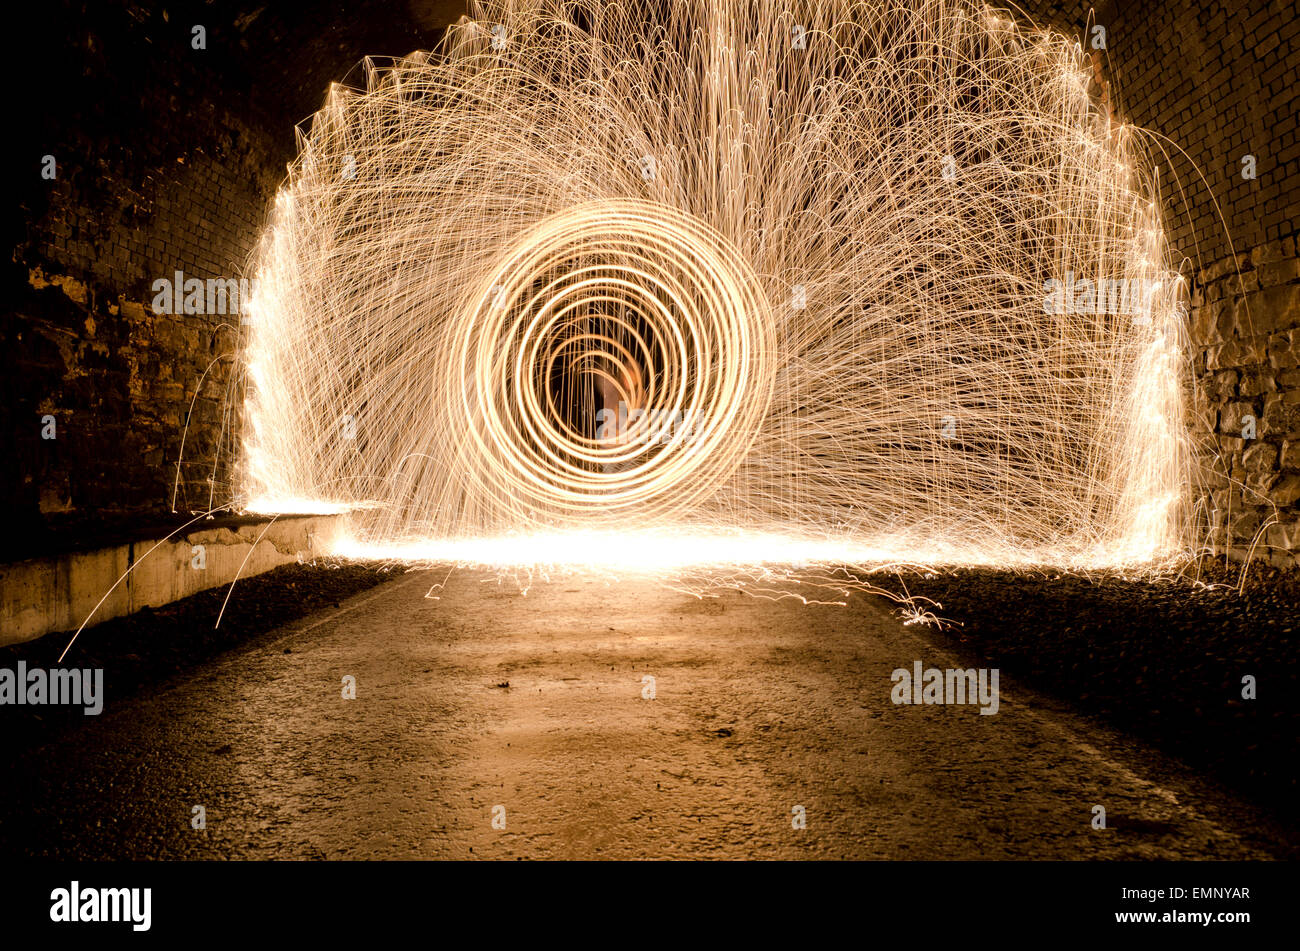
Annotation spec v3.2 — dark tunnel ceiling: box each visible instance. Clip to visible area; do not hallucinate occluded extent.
[26,1,1102,170]
[26,1,472,168]
[231,1,470,126]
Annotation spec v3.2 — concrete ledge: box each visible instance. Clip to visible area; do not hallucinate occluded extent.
[0,515,342,646]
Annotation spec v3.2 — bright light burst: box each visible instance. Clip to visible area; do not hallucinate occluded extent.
[239,0,1194,573]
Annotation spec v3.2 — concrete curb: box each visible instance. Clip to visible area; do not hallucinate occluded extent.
[0,515,342,646]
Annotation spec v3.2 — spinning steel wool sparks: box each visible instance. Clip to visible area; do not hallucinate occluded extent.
[237,0,1194,571]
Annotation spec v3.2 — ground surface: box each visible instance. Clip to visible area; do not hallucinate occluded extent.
[0,560,398,748]
[899,562,1299,819]
[1,566,1291,859]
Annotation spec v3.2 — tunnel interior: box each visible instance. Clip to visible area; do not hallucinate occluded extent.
[2,0,1298,880]
[11,0,1299,568]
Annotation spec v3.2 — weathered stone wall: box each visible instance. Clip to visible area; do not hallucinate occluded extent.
[1194,236,1300,565]
[9,3,283,543]
[1019,0,1300,566]
[7,1,446,552]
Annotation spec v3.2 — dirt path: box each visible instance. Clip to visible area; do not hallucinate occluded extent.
[1,569,1285,859]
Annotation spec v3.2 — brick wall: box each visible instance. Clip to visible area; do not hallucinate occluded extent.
[7,1,447,551]
[1018,0,1300,566]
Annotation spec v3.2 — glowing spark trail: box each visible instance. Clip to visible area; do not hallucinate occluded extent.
[237,0,1193,572]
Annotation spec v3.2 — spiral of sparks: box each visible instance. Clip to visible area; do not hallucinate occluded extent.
[239,0,1194,571]
[450,198,775,526]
